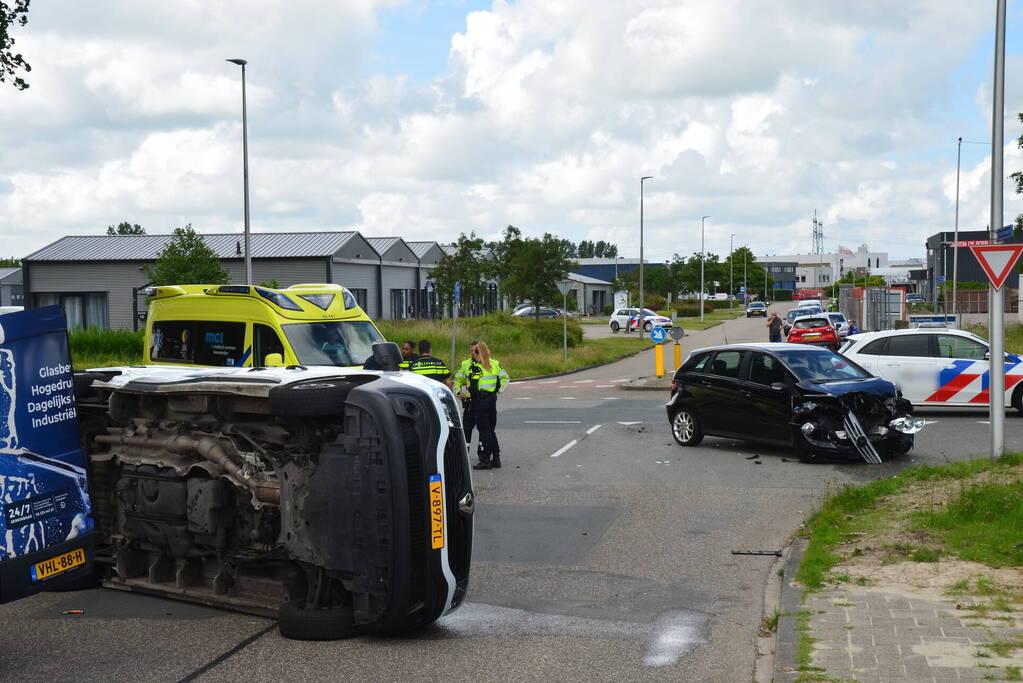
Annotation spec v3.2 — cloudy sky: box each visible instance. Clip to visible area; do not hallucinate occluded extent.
[3,0,1023,263]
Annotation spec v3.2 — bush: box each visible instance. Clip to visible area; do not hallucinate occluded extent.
[672,300,715,317]
[603,304,613,316]
[70,328,144,367]
[642,294,667,311]
[773,289,793,302]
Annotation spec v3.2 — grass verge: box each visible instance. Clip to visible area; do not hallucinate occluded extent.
[965,322,1023,355]
[70,328,144,369]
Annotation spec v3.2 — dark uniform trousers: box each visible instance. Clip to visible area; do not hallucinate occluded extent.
[474,391,499,457]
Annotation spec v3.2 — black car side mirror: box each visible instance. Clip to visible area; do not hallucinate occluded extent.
[770,382,787,392]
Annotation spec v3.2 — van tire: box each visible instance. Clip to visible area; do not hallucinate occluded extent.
[73,372,107,402]
[278,600,357,640]
[269,381,354,417]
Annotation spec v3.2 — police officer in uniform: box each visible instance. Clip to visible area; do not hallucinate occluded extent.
[409,339,450,383]
[459,340,509,470]
[452,341,482,457]
[399,340,418,370]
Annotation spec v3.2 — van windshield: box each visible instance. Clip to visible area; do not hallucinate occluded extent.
[281,321,384,367]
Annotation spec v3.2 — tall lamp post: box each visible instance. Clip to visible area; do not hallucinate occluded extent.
[639,176,653,339]
[700,216,710,322]
[729,233,735,310]
[227,58,252,285]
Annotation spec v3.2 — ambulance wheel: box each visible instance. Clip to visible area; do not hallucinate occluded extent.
[1013,385,1023,416]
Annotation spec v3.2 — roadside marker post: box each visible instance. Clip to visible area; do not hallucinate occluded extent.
[650,326,667,378]
[557,280,572,361]
[669,325,685,369]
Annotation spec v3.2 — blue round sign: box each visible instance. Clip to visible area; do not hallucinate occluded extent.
[650,326,667,344]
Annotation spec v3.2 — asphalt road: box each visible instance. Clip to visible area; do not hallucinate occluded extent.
[2,314,1018,682]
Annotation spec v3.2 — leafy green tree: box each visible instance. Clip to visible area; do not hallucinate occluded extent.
[430,232,493,312]
[259,278,281,289]
[824,268,885,297]
[143,225,230,286]
[723,246,771,297]
[577,240,594,258]
[0,257,20,267]
[106,221,146,235]
[499,232,573,322]
[1,1,31,91]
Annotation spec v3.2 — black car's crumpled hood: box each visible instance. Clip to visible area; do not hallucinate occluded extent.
[796,376,897,398]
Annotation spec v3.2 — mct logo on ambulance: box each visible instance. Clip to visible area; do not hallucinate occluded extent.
[143,283,385,369]
[0,306,95,603]
[841,328,1023,413]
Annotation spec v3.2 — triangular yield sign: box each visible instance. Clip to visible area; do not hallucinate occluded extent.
[970,244,1023,290]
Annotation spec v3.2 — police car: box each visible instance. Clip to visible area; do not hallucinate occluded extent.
[840,328,1023,413]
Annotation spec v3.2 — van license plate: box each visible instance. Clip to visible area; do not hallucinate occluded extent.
[31,547,86,582]
[428,475,444,550]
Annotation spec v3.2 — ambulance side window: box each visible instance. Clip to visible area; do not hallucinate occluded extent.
[936,335,987,360]
[151,321,246,366]
[253,324,286,365]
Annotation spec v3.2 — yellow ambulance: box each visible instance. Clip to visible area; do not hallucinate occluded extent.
[143,283,384,368]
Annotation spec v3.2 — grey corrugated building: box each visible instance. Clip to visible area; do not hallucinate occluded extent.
[408,241,444,318]
[22,232,404,329]
[366,237,421,320]
[0,268,23,307]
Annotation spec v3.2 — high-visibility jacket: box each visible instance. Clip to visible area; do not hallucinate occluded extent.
[398,353,418,371]
[475,359,509,394]
[409,355,450,383]
[452,358,482,396]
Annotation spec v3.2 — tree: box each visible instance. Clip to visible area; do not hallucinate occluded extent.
[577,240,593,258]
[106,221,146,235]
[429,232,493,312]
[143,225,230,286]
[824,268,885,297]
[723,246,771,298]
[0,257,20,268]
[498,232,573,322]
[1,1,31,91]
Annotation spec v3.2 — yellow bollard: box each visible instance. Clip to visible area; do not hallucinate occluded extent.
[655,342,665,378]
[673,342,682,370]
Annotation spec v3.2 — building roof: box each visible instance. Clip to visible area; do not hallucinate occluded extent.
[406,241,441,259]
[365,237,402,256]
[24,232,364,262]
[0,267,20,282]
[567,272,613,285]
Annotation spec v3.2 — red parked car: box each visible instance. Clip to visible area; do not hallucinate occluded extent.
[786,315,839,350]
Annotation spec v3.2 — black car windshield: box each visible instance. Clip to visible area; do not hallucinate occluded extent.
[748,303,765,309]
[281,321,384,366]
[775,349,869,382]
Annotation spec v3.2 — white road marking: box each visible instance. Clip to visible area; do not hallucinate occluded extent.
[603,397,620,400]
[618,421,642,425]
[551,440,578,458]
[527,420,582,424]
[610,379,630,382]
[560,396,577,400]
[573,379,595,383]
[586,424,602,435]
[513,397,533,400]
[596,384,614,388]
[978,420,990,424]
[538,380,558,384]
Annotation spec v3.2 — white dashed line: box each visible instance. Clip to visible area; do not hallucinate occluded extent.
[560,396,577,400]
[978,420,990,424]
[551,440,578,458]
[596,384,614,388]
[538,380,559,384]
[526,420,582,424]
[603,397,620,400]
[573,379,595,383]
[586,424,602,435]
[618,421,642,425]
[610,379,630,382]
[513,397,533,400]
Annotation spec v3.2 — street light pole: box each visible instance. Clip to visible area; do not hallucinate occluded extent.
[744,248,747,303]
[640,176,653,339]
[227,58,252,285]
[953,136,962,318]
[729,233,735,310]
[700,216,710,322]
[988,0,1007,459]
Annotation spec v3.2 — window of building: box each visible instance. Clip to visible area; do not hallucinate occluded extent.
[390,288,409,320]
[34,292,108,329]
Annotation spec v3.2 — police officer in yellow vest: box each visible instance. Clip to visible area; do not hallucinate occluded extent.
[454,340,509,470]
[409,339,450,383]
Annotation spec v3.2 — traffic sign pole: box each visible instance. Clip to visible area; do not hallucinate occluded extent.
[988,0,1006,460]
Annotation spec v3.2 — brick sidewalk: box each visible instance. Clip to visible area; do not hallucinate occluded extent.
[776,541,1023,682]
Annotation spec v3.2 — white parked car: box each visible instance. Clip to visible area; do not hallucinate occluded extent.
[827,312,850,337]
[797,299,823,309]
[608,307,672,333]
[840,328,1023,412]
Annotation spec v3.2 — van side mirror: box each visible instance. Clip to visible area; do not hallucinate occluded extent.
[371,341,402,371]
[263,353,284,367]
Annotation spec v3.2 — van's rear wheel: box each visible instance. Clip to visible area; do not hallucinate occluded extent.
[269,381,354,417]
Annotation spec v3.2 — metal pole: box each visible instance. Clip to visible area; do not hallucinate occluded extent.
[953,137,962,318]
[562,289,568,360]
[744,249,747,304]
[701,216,709,322]
[640,177,652,339]
[227,59,252,285]
[729,234,734,310]
[989,0,1006,459]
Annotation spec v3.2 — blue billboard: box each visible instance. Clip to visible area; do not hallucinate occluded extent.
[0,306,95,602]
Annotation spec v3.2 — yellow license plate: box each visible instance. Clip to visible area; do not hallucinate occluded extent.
[805,333,821,339]
[31,547,86,582]
[428,475,444,550]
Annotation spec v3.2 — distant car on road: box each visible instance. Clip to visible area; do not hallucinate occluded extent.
[608,308,671,333]
[797,299,823,310]
[827,312,850,337]
[787,315,840,351]
[666,343,921,462]
[746,302,767,318]
[840,328,1023,413]
[513,307,562,319]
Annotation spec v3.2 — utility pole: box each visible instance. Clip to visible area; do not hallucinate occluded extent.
[988,0,1006,459]
[729,234,735,310]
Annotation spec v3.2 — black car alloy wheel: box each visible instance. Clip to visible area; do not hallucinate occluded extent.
[671,408,703,446]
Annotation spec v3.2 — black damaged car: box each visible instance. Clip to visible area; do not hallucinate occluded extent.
[666,343,925,463]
